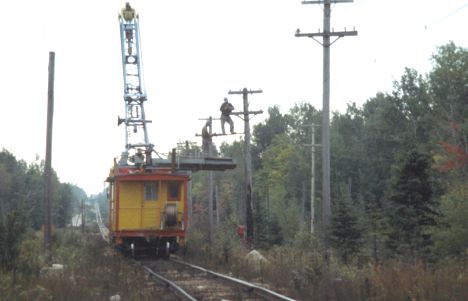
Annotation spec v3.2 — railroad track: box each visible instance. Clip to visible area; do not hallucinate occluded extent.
[95,202,296,300]
[138,257,297,301]
[94,202,109,243]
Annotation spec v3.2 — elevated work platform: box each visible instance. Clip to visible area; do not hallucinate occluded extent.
[152,156,236,172]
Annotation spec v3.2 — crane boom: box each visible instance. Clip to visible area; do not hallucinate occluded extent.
[114,3,236,172]
[118,3,153,164]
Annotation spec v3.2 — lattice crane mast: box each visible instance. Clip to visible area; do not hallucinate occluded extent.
[114,3,236,173]
[117,3,152,165]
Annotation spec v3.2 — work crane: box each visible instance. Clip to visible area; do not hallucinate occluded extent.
[115,3,235,172]
[117,3,152,165]
[108,3,236,258]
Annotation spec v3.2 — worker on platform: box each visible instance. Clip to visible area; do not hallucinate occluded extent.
[202,117,213,156]
[121,3,135,22]
[220,97,235,135]
[121,3,136,55]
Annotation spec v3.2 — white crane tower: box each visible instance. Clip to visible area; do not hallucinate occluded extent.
[117,3,153,165]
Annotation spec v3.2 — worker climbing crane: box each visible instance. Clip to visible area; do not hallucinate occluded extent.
[117,3,153,165]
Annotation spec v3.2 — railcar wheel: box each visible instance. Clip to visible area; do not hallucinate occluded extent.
[130,243,135,258]
[163,241,170,260]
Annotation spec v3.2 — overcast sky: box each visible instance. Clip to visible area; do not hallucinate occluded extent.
[1,0,467,195]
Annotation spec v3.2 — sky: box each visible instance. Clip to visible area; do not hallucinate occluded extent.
[1,0,467,196]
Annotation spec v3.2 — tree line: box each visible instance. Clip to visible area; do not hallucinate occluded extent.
[0,150,85,272]
[190,41,467,263]
[0,42,465,269]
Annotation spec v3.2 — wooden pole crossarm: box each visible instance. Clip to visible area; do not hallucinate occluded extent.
[295,31,358,38]
[195,132,239,137]
[230,110,263,116]
[231,110,263,121]
[199,117,221,121]
[302,0,354,4]
[228,89,263,95]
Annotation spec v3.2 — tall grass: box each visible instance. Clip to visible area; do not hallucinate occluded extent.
[0,228,168,301]
[184,230,468,301]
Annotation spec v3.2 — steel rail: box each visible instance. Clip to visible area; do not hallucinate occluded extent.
[94,203,109,243]
[94,204,294,300]
[171,258,297,301]
[93,202,193,300]
[137,262,197,301]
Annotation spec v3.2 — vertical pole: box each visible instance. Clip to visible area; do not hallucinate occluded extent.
[81,199,85,233]
[215,185,219,224]
[301,182,306,227]
[322,0,331,228]
[44,51,55,259]
[228,88,262,246]
[187,172,192,229]
[208,124,214,243]
[296,0,358,239]
[296,0,357,235]
[347,177,352,203]
[243,88,254,246]
[209,171,214,243]
[311,124,316,233]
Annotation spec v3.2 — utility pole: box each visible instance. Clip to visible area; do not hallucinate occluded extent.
[304,123,320,233]
[177,140,198,229]
[81,198,85,233]
[207,121,214,244]
[44,51,55,260]
[301,181,306,226]
[215,185,219,224]
[228,88,263,246]
[296,0,357,228]
[197,117,218,243]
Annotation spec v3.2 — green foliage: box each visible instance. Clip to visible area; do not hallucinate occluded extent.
[393,68,434,146]
[433,185,468,258]
[330,198,363,263]
[1,230,168,301]
[186,42,467,266]
[0,149,83,230]
[254,135,307,244]
[252,105,291,154]
[0,209,28,272]
[387,150,439,258]
[288,102,320,145]
[430,42,468,128]
[0,148,86,283]
[17,232,43,280]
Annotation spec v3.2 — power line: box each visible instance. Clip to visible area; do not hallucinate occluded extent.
[426,2,468,28]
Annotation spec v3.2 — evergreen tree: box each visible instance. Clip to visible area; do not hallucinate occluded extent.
[387,150,439,258]
[330,198,363,264]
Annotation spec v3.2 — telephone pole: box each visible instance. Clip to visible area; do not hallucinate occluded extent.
[228,88,263,246]
[177,140,198,229]
[44,51,55,260]
[304,123,320,233]
[296,0,357,228]
[197,117,215,243]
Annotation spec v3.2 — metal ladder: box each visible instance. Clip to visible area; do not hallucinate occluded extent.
[118,4,153,157]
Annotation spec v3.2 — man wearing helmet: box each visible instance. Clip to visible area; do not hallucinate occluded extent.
[220,97,235,134]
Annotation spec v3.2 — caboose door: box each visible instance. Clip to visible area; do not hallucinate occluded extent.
[141,181,160,229]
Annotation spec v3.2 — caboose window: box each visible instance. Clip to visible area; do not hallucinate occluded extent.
[168,182,180,201]
[144,182,158,201]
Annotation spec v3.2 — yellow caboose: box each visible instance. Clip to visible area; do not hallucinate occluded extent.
[107,162,188,258]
